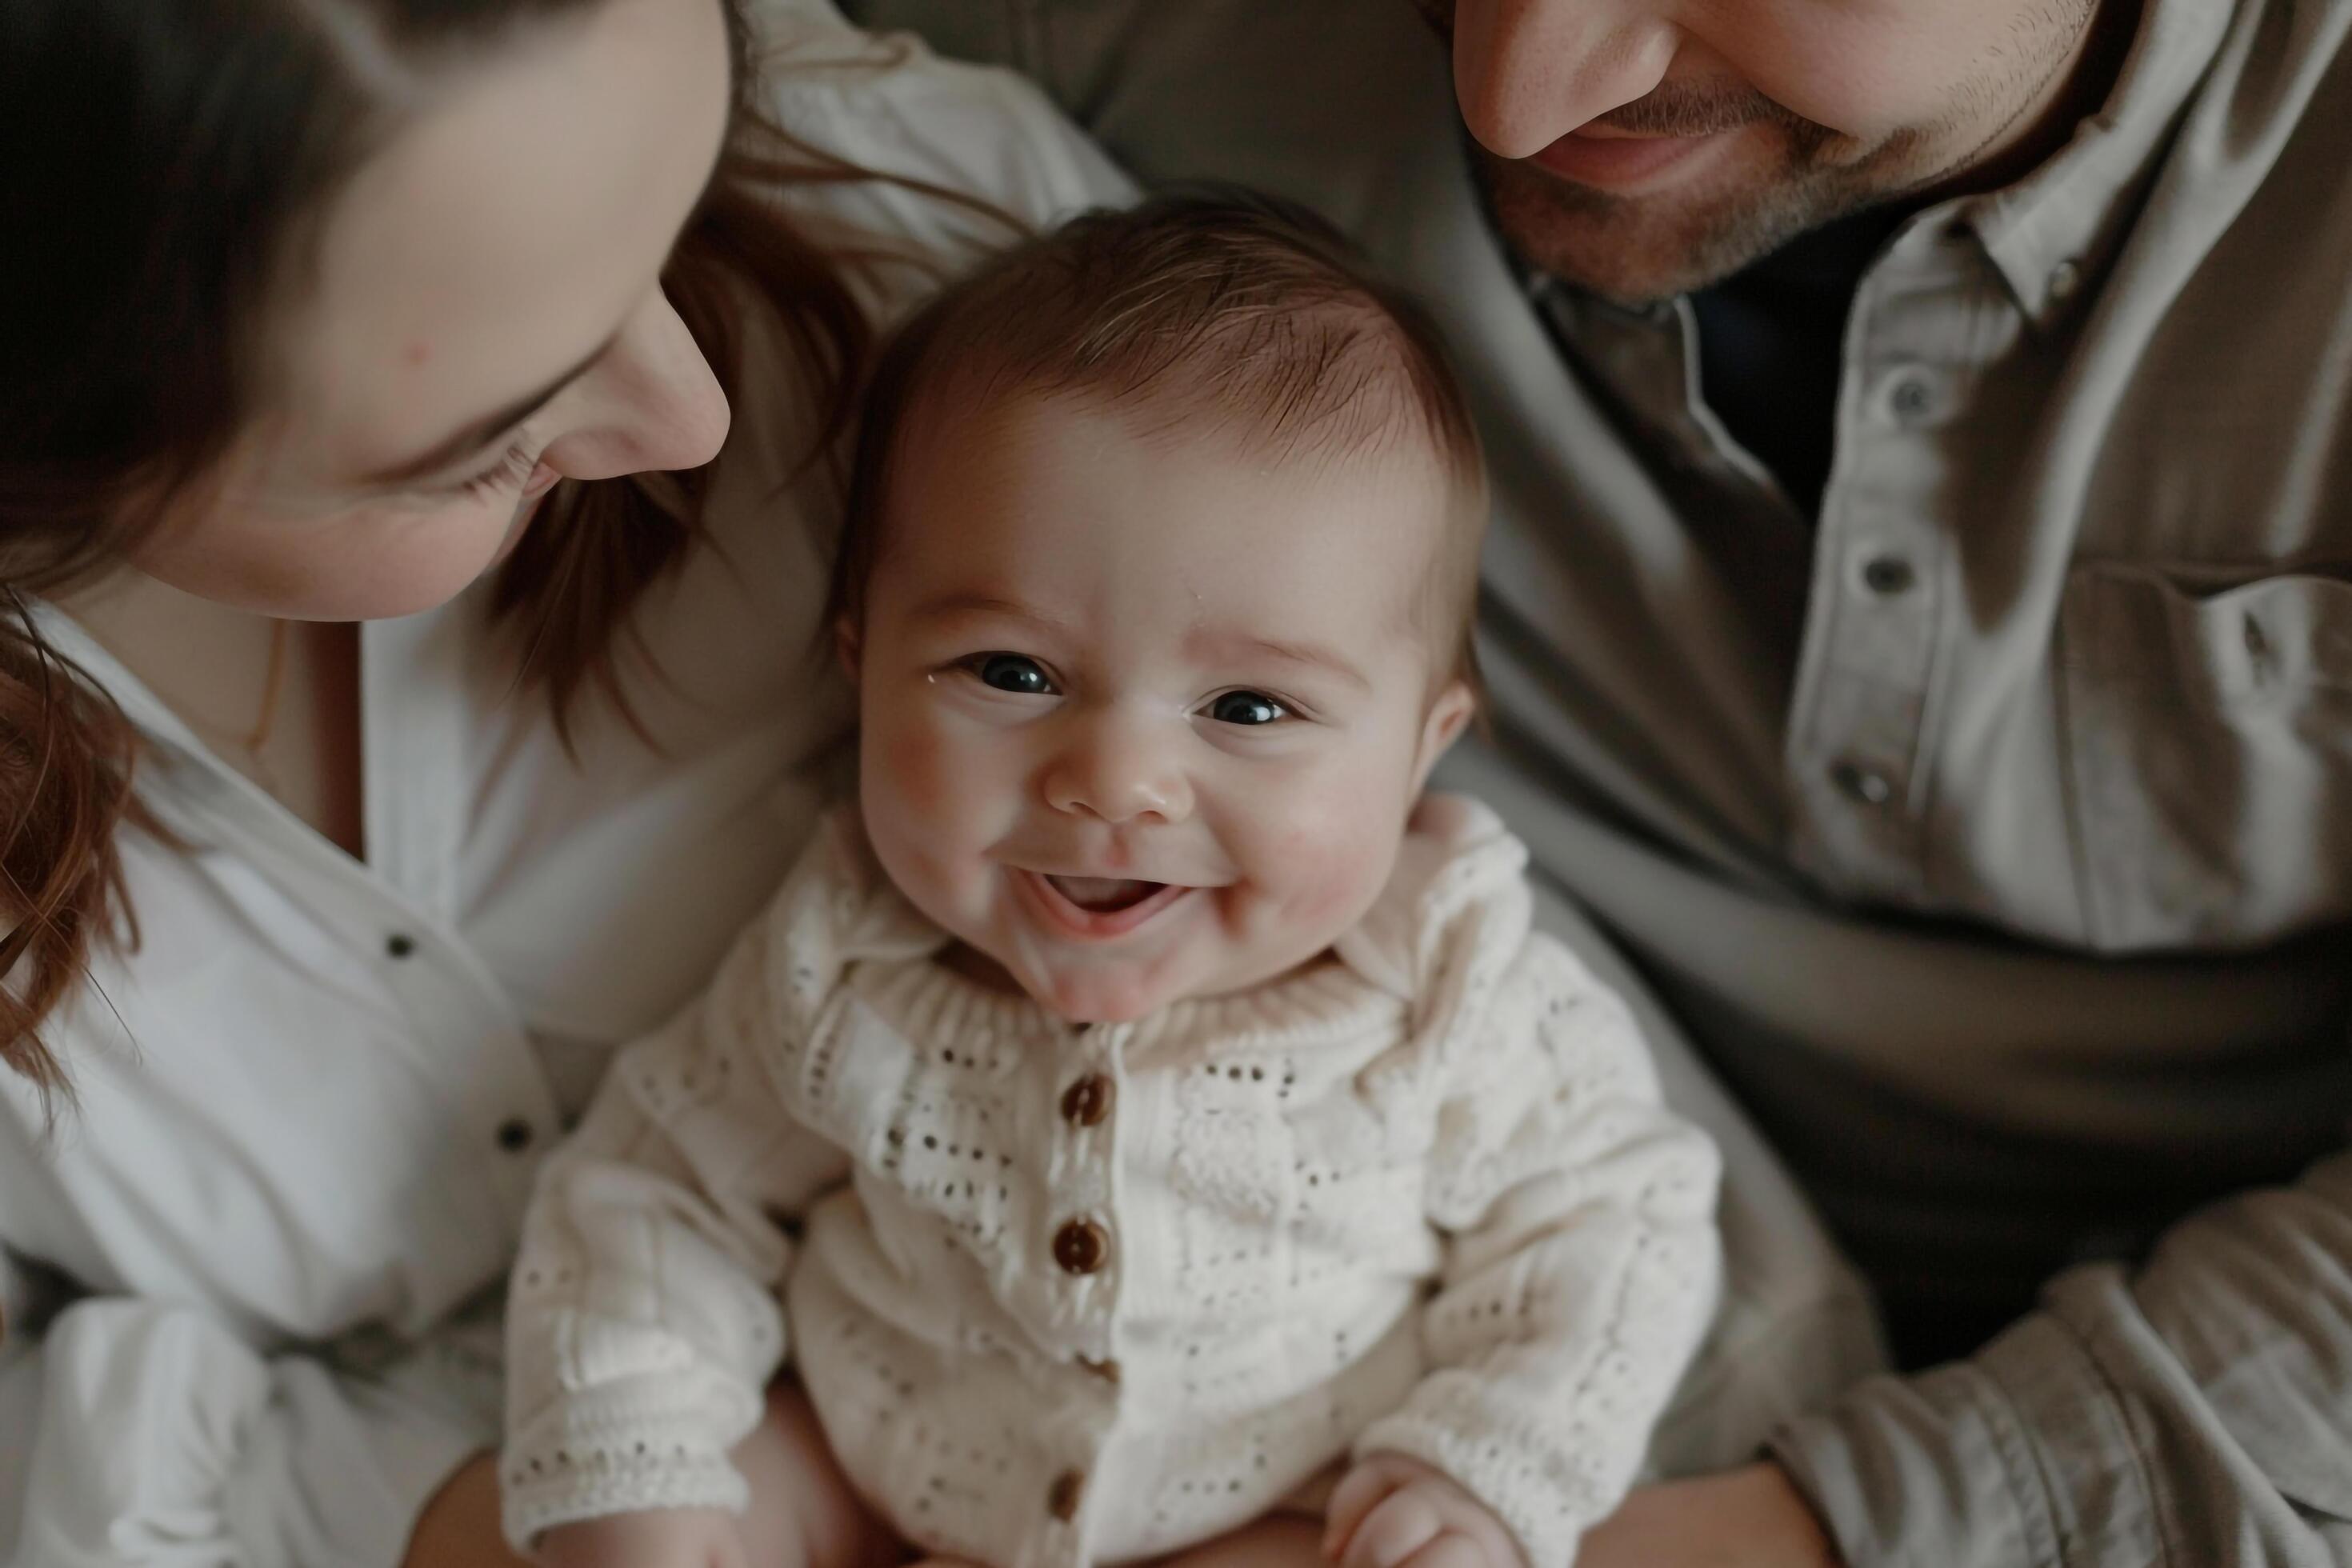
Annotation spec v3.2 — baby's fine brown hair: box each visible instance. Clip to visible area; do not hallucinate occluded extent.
[828,190,1488,692]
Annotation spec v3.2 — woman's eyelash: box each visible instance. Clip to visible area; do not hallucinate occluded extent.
[446,441,538,499]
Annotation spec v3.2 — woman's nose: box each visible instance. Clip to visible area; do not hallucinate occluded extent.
[1042,716,1194,826]
[534,286,731,482]
[1451,0,1682,158]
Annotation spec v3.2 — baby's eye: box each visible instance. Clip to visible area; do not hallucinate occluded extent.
[969,653,1057,695]
[1204,690,1288,726]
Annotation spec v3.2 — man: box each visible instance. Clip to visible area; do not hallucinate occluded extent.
[846,0,2352,1562]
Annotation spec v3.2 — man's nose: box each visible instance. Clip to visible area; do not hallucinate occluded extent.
[1041,713,1194,826]
[1450,0,1682,158]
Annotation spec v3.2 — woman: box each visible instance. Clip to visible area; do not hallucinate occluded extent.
[0,0,1126,1562]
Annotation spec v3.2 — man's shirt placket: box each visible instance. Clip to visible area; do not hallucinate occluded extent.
[1781,223,2018,906]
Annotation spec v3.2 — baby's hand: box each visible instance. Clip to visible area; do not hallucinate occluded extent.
[1323,1456,1526,1568]
[534,1506,746,1568]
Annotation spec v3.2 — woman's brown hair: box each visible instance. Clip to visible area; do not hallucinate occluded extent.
[0,0,871,1105]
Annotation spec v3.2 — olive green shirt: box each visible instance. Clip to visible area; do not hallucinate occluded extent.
[852,0,2352,1558]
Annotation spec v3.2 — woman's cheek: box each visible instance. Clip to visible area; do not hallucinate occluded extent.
[276,502,508,619]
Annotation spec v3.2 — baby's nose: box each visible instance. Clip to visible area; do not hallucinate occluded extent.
[1042,719,1194,825]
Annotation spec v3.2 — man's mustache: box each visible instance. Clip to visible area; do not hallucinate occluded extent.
[1586,83,1818,139]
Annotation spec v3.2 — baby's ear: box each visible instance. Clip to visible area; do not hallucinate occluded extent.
[834,617,862,684]
[1414,681,1477,786]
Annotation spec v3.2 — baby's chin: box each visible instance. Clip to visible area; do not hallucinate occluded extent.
[1014,959,1184,1026]
[938,938,1180,1022]
[1006,942,1346,1026]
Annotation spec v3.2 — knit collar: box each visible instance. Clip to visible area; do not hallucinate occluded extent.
[833,793,1527,1052]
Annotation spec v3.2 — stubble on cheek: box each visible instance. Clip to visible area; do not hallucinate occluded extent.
[1475,116,1927,304]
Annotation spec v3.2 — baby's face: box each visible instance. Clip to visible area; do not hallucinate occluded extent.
[851,394,1473,1022]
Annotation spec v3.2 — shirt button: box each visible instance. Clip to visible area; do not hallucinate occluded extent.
[2047,258,2082,302]
[1829,761,1894,806]
[1052,1218,1110,1275]
[496,1118,536,1154]
[1886,371,1934,424]
[1861,555,1917,595]
[385,934,418,959]
[1047,1468,1086,1522]
[1060,1074,1115,1128]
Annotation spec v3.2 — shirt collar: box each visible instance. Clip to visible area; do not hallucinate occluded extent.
[1959,0,2234,330]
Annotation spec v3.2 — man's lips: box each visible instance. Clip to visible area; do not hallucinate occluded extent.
[1528,126,1727,193]
[1016,869,1194,939]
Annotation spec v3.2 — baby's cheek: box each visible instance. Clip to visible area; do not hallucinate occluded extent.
[878,722,954,816]
[1256,804,1398,933]
[862,722,960,891]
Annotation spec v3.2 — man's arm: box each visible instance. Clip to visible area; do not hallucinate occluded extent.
[1767,1145,2352,1566]
[1582,1144,2352,1567]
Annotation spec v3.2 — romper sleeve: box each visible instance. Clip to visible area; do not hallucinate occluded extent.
[498,818,892,1550]
[1348,805,1723,1567]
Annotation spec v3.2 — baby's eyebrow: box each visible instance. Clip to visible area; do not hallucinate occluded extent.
[1192,630,1371,692]
[906,591,1070,635]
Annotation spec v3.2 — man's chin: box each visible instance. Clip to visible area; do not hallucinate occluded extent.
[1476,150,1798,304]
[1472,128,1900,304]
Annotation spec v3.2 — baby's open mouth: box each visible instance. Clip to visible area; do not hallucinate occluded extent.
[1045,874,1167,913]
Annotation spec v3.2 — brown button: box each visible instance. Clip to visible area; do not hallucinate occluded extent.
[1052,1218,1110,1275]
[1078,1354,1122,1384]
[1060,1074,1115,1128]
[1047,1467,1085,1521]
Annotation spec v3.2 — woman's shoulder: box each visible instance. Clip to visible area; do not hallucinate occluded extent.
[743,0,1136,244]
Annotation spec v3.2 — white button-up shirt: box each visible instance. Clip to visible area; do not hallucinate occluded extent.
[0,9,1130,1564]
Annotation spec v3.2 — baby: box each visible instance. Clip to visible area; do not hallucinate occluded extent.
[500,193,1721,1568]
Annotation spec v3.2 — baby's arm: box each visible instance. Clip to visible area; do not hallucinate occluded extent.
[1344,934,1723,1568]
[534,1506,747,1568]
[1324,1455,1524,1568]
[502,846,857,1562]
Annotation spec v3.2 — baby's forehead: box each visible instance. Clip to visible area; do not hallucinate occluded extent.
[902,384,1460,559]
[886,391,1468,667]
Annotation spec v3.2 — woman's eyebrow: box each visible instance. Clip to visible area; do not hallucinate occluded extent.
[358,328,618,486]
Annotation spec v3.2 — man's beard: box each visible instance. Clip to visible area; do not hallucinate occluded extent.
[1473,84,1936,305]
